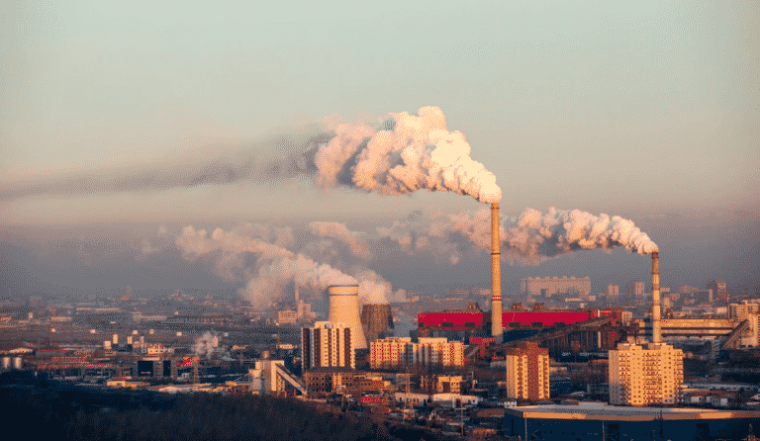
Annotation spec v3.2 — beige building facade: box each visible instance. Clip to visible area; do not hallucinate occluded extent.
[301,321,354,370]
[505,342,550,401]
[369,337,464,369]
[609,342,683,406]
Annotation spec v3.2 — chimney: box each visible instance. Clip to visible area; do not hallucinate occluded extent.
[491,203,503,343]
[652,252,661,343]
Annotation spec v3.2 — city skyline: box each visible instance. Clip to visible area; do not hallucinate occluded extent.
[1,1,758,304]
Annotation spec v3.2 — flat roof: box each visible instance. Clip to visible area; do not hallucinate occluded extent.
[505,404,760,421]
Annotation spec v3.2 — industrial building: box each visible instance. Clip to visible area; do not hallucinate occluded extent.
[504,342,550,401]
[327,285,367,350]
[521,276,591,298]
[360,303,394,343]
[301,321,355,370]
[504,403,759,441]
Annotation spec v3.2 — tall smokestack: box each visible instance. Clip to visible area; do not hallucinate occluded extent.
[491,203,503,343]
[652,251,661,343]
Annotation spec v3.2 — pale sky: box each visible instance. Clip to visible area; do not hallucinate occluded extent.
[1,1,758,299]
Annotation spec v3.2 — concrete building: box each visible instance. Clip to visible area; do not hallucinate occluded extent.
[277,309,297,326]
[409,337,464,368]
[521,277,591,298]
[301,321,354,370]
[370,337,410,369]
[608,342,684,406]
[504,404,759,441]
[505,342,550,401]
[369,337,464,369]
[606,284,619,298]
[626,281,645,297]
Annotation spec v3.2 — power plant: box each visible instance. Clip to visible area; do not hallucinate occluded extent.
[327,285,367,349]
[490,202,503,343]
[360,303,394,343]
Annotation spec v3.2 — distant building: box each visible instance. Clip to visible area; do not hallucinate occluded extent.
[706,280,727,298]
[301,321,354,370]
[606,284,619,298]
[505,342,550,401]
[521,277,591,298]
[728,301,760,347]
[277,310,298,326]
[608,342,684,406]
[626,281,645,297]
[369,337,464,369]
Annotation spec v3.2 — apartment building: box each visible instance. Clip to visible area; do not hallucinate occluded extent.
[504,342,550,401]
[369,337,464,369]
[608,342,684,406]
[301,321,354,370]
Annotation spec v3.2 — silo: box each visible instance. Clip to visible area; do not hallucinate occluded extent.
[361,303,394,343]
[327,285,367,349]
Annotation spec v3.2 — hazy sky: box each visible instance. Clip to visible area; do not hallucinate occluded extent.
[1,1,758,301]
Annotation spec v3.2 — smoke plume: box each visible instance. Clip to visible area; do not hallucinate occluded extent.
[309,222,370,259]
[452,207,659,263]
[2,107,501,205]
[315,106,501,203]
[175,225,403,308]
[193,331,218,359]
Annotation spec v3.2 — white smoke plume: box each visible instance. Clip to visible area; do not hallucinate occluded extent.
[175,224,403,308]
[309,221,370,259]
[451,207,659,264]
[193,331,218,359]
[315,106,501,204]
[3,107,501,207]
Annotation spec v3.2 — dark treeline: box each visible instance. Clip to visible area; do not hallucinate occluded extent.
[0,372,448,441]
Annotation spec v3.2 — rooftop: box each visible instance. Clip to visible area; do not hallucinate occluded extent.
[505,403,760,421]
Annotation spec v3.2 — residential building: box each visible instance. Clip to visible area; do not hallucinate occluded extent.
[606,284,619,298]
[608,342,684,406]
[369,337,464,369]
[505,342,550,401]
[301,321,354,370]
[626,281,645,297]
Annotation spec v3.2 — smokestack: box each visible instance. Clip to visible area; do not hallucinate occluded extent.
[491,203,503,343]
[652,251,661,343]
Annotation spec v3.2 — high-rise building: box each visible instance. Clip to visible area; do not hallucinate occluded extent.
[608,342,684,406]
[626,281,645,297]
[368,337,464,369]
[606,284,620,298]
[369,337,411,369]
[728,301,760,347]
[505,342,550,401]
[409,337,464,368]
[301,321,354,370]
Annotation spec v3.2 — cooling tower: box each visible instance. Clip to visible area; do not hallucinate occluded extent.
[491,203,503,343]
[328,285,367,349]
[361,303,395,343]
[652,251,661,343]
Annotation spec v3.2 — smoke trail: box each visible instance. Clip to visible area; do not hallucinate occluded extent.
[315,106,501,203]
[309,221,370,259]
[175,225,403,307]
[193,331,218,359]
[451,207,658,263]
[2,107,501,205]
